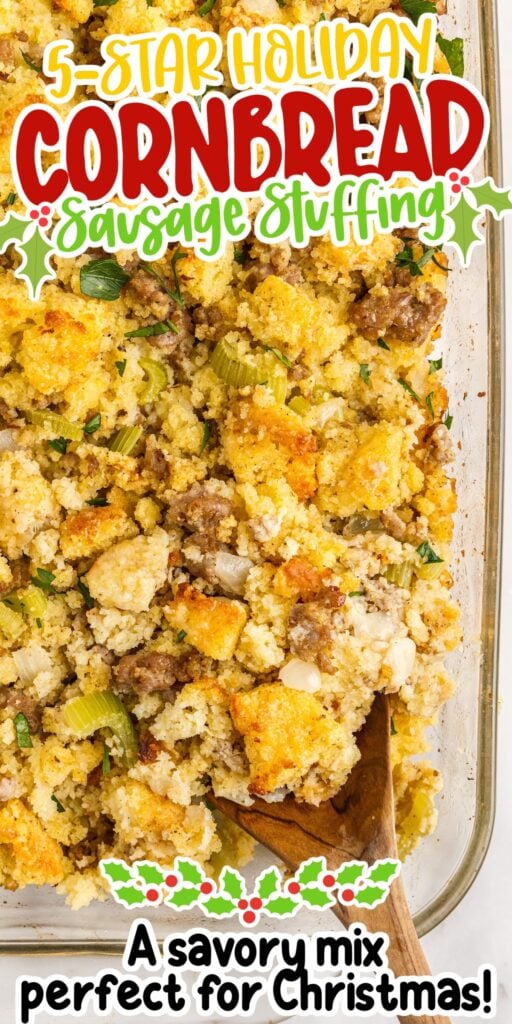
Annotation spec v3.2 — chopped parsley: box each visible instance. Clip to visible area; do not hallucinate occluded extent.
[176,629,187,643]
[102,743,111,776]
[398,377,420,402]
[80,259,129,301]
[264,346,293,369]
[425,391,435,419]
[170,248,187,304]
[348,590,364,598]
[51,795,66,813]
[359,363,371,384]
[86,496,109,507]
[4,192,16,206]
[428,357,443,374]
[20,49,42,72]
[31,568,56,592]
[444,412,454,430]
[437,34,465,77]
[390,717,398,736]
[36,617,42,629]
[399,0,437,25]
[234,246,248,265]
[124,319,177,339]
[84,413,101,435]
[92,0,119,6]
[77,579,95,609]
[138,256,185,308]
[416,540,443,564]
[200,420,212,455]
[377,337,390,351]
[396,243,441,277]
[14,712,33,749]
[198,0,216,13]
[115,359,127,377]
[48,436,69,455]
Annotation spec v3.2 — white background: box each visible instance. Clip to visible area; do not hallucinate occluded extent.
[1,4,511,1021]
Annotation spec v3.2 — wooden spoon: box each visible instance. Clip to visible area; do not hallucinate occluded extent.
[210,693,450,1024]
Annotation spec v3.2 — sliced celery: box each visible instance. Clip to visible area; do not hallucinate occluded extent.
[385,563,414,589]
[211,339,287,403]
[0,602,24,641]
[288,396,311,416]
[62,690,138,766]
[139,359,168,404]
[29,411,83,441]
[109,426,143,455]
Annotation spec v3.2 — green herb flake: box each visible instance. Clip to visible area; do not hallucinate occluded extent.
[31,568,56,592]
[102,743,111,776]
[124,319,177,339]
[359,363,371,384]
[444,412,454,430]
[234,247,248,264]
[264,345,292,369]
[198,0,216,13]
[200,420,212,455]
[416,540,443,564]
[51,794,66,813]
[399,0,437,26]
[4,192,16,206]
[116,359,127,377]
[138,262,184,308]
[86,496,109,507]
[348,590,364,597]
[20,49,42,72]
[92,0,119,6]
[390,717,398,736]
[14,712,33,749]
[425,391,435,419]
[398,377,420,402]
[48,436,69,455]
[318,12,326,20]
[84,413,101,435]
[80,259,129,301]
[428,357,443,374]
[437,33,465,77]
[377,337,390,351]
[36,616,42,629]
[170,248,187,304]
[77,579,95,609]
[176,629,187,643]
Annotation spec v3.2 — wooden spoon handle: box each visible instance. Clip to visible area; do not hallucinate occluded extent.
[332,874,451,1024]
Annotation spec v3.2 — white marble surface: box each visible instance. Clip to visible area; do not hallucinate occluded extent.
[1,4,511,1021]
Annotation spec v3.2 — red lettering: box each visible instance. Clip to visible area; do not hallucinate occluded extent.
[377,82,432,180]
[233,93,281,192]
[66,104,118,201]
[426,78,487,175]
[333,86,377,176]
[172,96,229,197]
[119,101,172,201]
[15,107,68,205]
[281,90,333,187]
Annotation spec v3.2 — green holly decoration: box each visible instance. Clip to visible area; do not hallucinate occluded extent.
[115,885,147,907]
[300,887,334,909]
[297,858,325,885]
[367,860,400,885]
[355,884,387,907]
[167,887,201,908]
[202,896,237,915]
[445,193,484,265]
[15,225,56,299]
[0,212,30,253]
[257,867,280,899]
[137,863,165,886]
[468,179,512,218]
[221,867,244,901]
[176,858,203,884]
[265,896,298,916]
[336,862,365,886]
[101,860,133,884]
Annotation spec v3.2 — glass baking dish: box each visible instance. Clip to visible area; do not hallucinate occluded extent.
[0,0,503,957]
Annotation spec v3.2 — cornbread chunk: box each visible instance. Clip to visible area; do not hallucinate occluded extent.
[0,452,58,559]
[59,506,138,560]
[165,584,248,660]
[86,529,169,612]
[230,683,356,798]
[0,800,67,887]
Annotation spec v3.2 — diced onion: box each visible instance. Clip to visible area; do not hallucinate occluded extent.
[62,690,138,765]
[0,429,18,452]
[211,339,287,403]
[139,359,168,404]
[29,411,83,441]
[349,607,396,642]
[211,552,253,595]
[0,602,24,641]
[279,657,322,693]
[13,643,52,684]
[386,562,414,589]
[109,425,143,455]
[383,637,416,688]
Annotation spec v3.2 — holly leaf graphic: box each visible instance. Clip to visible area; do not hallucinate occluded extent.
[367,860,400,886]
[221,867,244,901]
[202,896,237,916]
[300,887,333,909]
[446,193,484,265]
[0,212,30,253]
[167,887,201,908]
[336,862,365,886]
[354,884,387,908]
[14,225,56,299]
[136,863,165,886]
[265,896,298,916]
[176,858,203,885]
[468,179,512,218]
[115,885,146,907]
[257,867,280,900]
[297,858,325,885]
[101,860,132,884]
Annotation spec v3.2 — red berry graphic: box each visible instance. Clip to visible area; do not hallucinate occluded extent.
[30,209,39,220]
[165,874,178,888]
[287,881,301,895]
[341,888,355,903]
[146,888,159,902]
[460,175,470,186]
[243,910,256,924]
[452,184,462,194]
[250,897,263,910]
[200,881,213,894]
[41,205,51,215]
[323,874,336,888]
[449,171,459,182]
[39,217,49,228]
[238,898,248,910]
